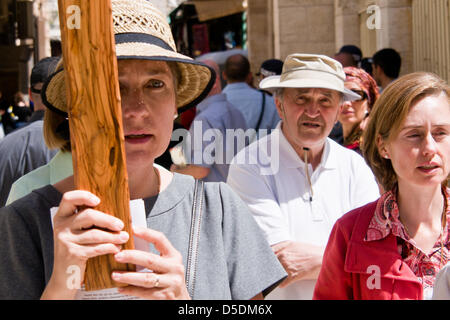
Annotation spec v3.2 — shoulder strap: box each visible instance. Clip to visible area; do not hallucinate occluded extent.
[255,90,266,131]
[185,179,204,299]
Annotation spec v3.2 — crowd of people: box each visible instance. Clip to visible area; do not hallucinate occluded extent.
[0,0,448,300]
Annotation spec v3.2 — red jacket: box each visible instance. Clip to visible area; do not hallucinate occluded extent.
[313,200,423,300]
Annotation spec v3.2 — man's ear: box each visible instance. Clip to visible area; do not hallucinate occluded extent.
[373,64,383,77]
[274,96,284,119]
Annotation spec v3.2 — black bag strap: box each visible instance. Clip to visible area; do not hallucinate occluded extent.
[185,179,204,299]
[255,90,266,131]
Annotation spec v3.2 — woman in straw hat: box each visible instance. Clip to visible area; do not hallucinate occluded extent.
[0,0,286,300]
[314,72,450,300]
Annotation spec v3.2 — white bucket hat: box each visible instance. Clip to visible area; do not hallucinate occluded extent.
[260,53,361,102]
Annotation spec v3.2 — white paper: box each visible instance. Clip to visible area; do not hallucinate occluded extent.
[50,199,151,300]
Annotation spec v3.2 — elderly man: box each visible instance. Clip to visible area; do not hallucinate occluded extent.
[227,54,380,299]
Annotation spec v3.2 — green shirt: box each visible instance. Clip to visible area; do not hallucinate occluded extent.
[6,151,73,205]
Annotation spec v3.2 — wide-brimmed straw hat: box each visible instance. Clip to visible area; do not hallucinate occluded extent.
[260,53,361,102]
[42,0,214,116]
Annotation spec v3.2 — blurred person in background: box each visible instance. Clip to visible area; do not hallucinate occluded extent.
[256,59,283,95]
[338,67,380,154]
[0,57,59,207]
[12,91,32,128]
[372,48,402,92]
[334,45,362,68]
[28,57,60,123]
[0,90,18,135]
[222,54,280,141]
[171,59,248,182]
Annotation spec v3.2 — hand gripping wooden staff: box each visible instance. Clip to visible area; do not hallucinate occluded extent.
[57,0,135,291]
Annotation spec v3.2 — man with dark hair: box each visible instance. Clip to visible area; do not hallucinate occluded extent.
[256,59,284,95]
[222,54,280,140]
[224,54,251,82]
[371,48,402,91]
[170,60,249,182]
[334,45,362,68]
[0,57,58,206]
[29,57,59,122]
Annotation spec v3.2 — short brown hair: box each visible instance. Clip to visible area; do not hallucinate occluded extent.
[362,72,450,191]
[224,54,250,82]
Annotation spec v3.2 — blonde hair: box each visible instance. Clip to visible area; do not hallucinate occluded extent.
[362,72,450,191]
[43,109,71,151]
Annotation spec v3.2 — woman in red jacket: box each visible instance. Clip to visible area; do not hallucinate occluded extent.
[313,72,450,300]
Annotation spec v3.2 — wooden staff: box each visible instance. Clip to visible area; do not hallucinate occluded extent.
[57,0,135,291]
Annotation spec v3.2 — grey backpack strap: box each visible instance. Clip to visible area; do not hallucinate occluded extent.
[185,179,204,299]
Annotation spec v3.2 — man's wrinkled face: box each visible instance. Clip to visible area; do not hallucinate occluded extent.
[276,87,342,150]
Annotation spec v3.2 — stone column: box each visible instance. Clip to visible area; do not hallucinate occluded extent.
[277,0,335,59]
[247,0,274,78]
[374,0,413,75]
[334,0,360,53]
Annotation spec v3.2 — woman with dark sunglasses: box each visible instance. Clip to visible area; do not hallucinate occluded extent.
[338,67,380,154]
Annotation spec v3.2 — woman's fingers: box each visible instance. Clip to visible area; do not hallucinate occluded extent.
[132,226,179,258]
[109,227,190,300]
[56,190,101,218]
[111,271,167,289]
[72,208,124,232]
[73,228,129,245]
[114,249,175,274]
[81,243,122,259]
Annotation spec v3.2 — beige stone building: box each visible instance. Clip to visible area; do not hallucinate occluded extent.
[247,0,450,82]
[1,0,449,103]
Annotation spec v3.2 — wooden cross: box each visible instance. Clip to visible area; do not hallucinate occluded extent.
[57,0,135,291]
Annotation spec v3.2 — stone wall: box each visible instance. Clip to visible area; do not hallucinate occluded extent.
[247,0,414,77]
[277,0,336,59]
[375,0,413,76]
[247,0,274,78]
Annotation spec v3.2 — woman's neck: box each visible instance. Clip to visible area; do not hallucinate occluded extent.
[342,122,353,140]
[397,181,445,238]
[342,122,361,145]
[127,163,173,200]
[127,162,159,199]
